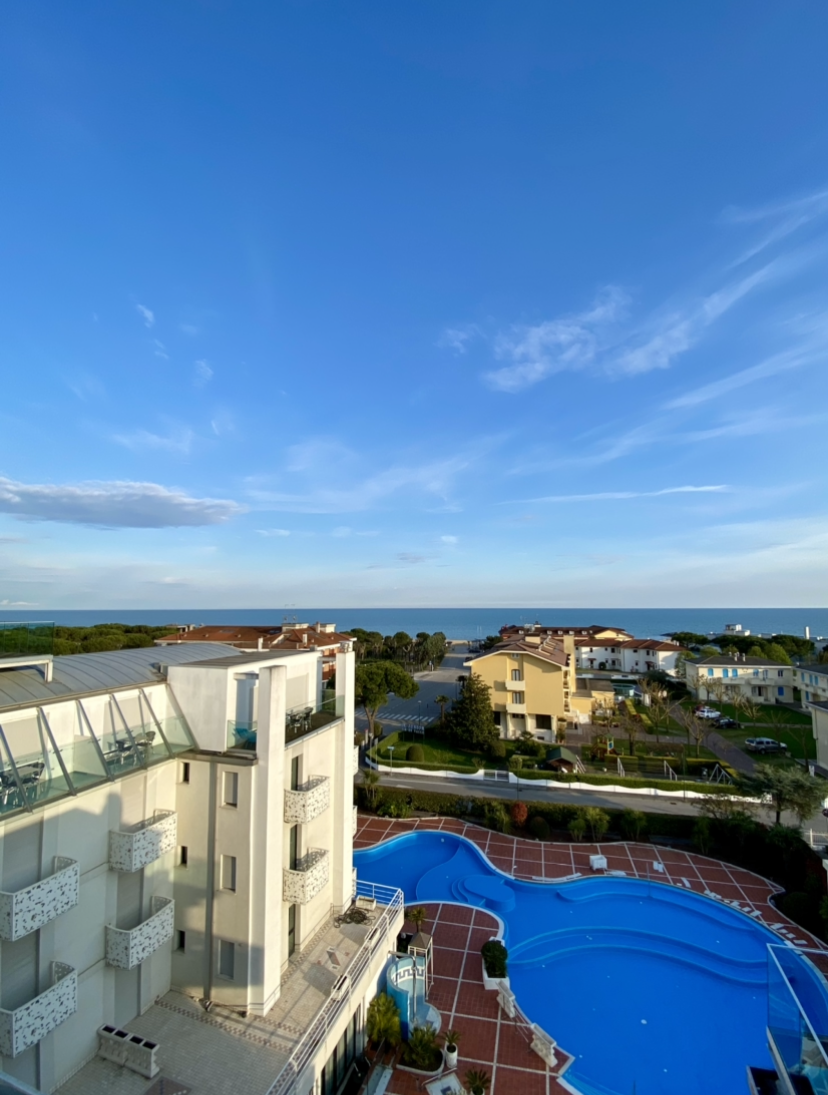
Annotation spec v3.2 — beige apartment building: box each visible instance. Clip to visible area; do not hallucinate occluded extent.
[466,634,614,739]
[0,642,401,1095]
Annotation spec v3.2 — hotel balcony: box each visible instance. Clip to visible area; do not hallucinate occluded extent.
[284,776,330,824]
[0,856,79,941]
[506,701,527,714]
[227,695,346,751]
[0,961,77,1058]
[283,848,329,905]
[109,810,177,872]
[105,896,175,970]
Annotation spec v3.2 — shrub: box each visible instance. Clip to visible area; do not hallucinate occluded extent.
[484,801,509,832]
[488,739,507,759]
[529,816,550,841]
[584,807,610,841]
[367,992,401,1047]
[620,809,647,842]
[511,801,528,827]
[481,940,508,978]
[465,1069,491,1095]
[403,1025,442,1071]
[568,813,587,841]
[406,744,425,762]
[508,755,523,772]
[378,800,411,819]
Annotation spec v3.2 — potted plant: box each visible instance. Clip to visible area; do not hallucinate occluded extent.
[400,1025,443,1075]
[443,1029,461,1069]
[480,939,508,990]
[406,905,427,933]
[465,1067,491,1094]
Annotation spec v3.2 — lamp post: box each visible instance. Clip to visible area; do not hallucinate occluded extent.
[388,745,395,770]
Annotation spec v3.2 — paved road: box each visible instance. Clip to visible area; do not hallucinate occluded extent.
[355,649,470,732]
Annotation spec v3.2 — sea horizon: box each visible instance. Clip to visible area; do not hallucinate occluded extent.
[2,607,827,642]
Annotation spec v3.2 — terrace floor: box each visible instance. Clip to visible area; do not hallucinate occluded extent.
[355,812,826,1095]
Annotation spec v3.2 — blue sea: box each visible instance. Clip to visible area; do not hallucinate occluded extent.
[1,607,827,640]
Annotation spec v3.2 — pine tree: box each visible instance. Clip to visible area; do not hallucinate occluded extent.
[448,673,498,749]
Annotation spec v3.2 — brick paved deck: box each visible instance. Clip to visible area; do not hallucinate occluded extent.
[356,812,825,1095]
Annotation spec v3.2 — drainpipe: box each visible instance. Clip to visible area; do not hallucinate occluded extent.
[203,762,218,1004]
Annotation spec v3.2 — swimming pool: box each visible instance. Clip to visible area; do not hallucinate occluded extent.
[354,830,809,1095]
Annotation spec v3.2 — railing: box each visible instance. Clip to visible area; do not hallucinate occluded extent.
[0,856,79,941]
[616,757,626,778]
[285,695,345,744]
[283,849,329,905]
[663,761,678,782]
[352,804,358,836]
[0,961,77,1058]
[227,720,258,750]
[708,764,733,785]
[109,810,177,872]
[284,776,330,824]
[105,896,175,969]
[264,882,404,1095]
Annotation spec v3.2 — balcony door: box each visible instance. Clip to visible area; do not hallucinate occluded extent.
[288,903,297,958]
[289,824,299,870]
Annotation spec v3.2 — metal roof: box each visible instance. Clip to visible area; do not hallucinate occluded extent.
[184,649,309,668]
[0,643,245,712]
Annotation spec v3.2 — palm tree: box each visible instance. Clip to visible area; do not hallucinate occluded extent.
[406,905,427,933]
[362,769,380,808]
[366,993,401,1048]
[435,694,450,726]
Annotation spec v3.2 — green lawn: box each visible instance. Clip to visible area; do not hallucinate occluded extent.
[683,698,812,726]
[374,731,494,769]
[712,723,815,763]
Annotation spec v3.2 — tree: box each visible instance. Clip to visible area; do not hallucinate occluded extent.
[447,673,498,750]
[620,809,647,841]
[618,708,642,756]
[435,694,451,725]
[751,764,826,826]
[511,801,528,828]
[355,661,418,739]
[735,695,763,726]
[673,707,708,757]
[406,906,427,933]
[643,686,674,744]
[766,643,793,666]
[670,631,709,648]
[584,807,610,841]
[366,993,401,1048]
[361,769,381,808]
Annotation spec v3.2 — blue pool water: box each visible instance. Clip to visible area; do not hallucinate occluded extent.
[354,831,810,1095]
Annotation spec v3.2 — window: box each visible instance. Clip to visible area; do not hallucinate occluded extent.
[175,930,186,952]
[511,692,525,704]
[289,825,299,870]
[535,715,552,731]
[510,653,519,660]
[511,669,522,682]
[288,903,297,958]
[806,692,811,701]
[753,669,759,677]
[180,761,190,784]
[722,669,729,678]
[178,845,188,868]
[778,686,785,696]
[221,854,237,892]
[778,670,784,678]
[707,668,714,677]
[223,771,238,807]
[732,669,739,677]
[218,939,235,980]
[493,711,502,726]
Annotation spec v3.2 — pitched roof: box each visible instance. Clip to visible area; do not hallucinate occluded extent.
[156,624,351,652]
[0,643,245,712]
[472,636,569,668]
[500,624,632,639]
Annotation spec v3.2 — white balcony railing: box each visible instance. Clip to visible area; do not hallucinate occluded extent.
[352,805,358,836]
[283,849,329,905]
[105,896,175,969]
[0,962,77,1058]
[352,746,359,775]
[0,857,79,941]
[284,776,330,824]
[109,810,177,872]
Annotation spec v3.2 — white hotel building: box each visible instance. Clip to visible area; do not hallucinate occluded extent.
[0,642,401,1095]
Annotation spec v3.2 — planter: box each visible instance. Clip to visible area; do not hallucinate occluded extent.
[444,1045,458,1069]
[397,1050,444,1077]
[481,962,511,992]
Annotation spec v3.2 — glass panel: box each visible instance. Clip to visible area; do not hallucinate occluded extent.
[0,620,55,656]
[113,694,169,766]
[227,720,257,750]
[156,716,195,755]
[94,700,145,777]
[768,947,828,1093]
[285,694,345,744]
[0,712,78,814]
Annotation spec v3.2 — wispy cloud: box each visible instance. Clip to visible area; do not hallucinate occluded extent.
[112,426,195,455]
[153,339,169,360]
[180,323,199,336]
[722,187,828,267]
[502,485,729,505]
[256,528,291,537]
[437,325,481,354]
[194,359,213,385]
[484,287,628,392]
[136,303,155,328]
[0,477,244,528]
[441,534,458,543]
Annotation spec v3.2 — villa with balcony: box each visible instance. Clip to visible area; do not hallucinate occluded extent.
[0,640,402,1095]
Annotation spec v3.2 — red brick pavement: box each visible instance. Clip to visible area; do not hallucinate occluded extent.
[356,812,825,1095]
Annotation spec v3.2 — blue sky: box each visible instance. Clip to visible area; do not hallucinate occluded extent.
[1,1,827,609]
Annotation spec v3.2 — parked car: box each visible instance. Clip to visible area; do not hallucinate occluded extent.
[694,706,721,720]
[714,716,740,729]
[744,737,788,754]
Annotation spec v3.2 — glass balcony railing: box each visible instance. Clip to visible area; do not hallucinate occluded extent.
[227,694,346,751]
[0,708,195,819]
[768,945,828,1093]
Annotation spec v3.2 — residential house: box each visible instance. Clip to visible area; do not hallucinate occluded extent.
[466,635,614,739]
[686,653,795,705]
[794,664,828,707]
[574,637,685,674]
[0,641,399,1095]
[499,623,632,643]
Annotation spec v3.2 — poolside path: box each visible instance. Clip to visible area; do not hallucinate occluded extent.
[356,813,825,1095]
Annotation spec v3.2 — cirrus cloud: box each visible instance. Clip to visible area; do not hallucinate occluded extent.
[0,476,245,528]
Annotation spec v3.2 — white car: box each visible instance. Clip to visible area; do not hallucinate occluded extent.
[695,706,721,720]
